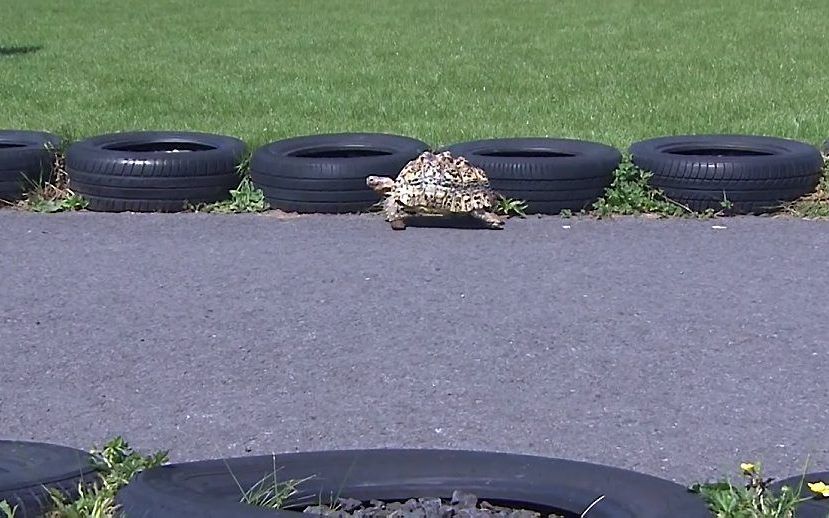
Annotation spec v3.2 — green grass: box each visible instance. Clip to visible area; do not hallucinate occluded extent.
[1,0,827,151]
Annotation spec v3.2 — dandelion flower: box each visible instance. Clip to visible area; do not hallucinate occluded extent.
[808,481,829,498]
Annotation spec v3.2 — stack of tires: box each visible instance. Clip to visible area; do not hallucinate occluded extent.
[249,133,429,213]
[0,131,61,203]
[628,135,824,214]
[441,137,621,214]
[64,131,246,212]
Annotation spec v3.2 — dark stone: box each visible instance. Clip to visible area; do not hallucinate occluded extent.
[340,498,363,512]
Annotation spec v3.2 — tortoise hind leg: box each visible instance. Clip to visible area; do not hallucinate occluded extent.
[383,197,407,230]
[471,209,505,229]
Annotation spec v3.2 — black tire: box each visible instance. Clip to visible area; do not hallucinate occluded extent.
[65,131,246,213]
[769,471,829,518]
[629,135,823,214]
[116,449,710,518]
[440,138,622,214]
[250,133,429,213]
[0,441,99,518]
[0,130,61,202]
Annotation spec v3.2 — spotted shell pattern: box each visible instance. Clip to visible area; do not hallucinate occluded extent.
[392,151,496,213]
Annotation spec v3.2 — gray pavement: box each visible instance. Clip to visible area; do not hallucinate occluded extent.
[0,211,827,485]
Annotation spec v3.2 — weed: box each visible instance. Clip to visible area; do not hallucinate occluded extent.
[0,501,16,518]
[559,208,573,219]
[226,455,312,510]
[693,193,737,219]
[45,436,167,518]
[190,176,269,214]
[189,154,268,213]
[495,196,528,218]
[690,461,827,518]
[591,157,687,218]
[17,143,87,213]
[234,152,252,177]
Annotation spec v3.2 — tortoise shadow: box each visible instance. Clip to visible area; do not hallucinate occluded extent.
[0,45,42,57]
[403,215,497,230]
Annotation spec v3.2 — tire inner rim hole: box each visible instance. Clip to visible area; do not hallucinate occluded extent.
[0,143,26,148]
[667,148,773,157]
[103,142,216,152]
[289,148,393,158]
[478,150,576,158]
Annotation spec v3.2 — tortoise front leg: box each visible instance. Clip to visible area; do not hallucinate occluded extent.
[383,197,407,230]
[470,209,505,229]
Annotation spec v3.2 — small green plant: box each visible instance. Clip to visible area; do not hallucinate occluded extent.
[46,436,167,518]
[25,192,88,213]
[720,194,734,211]
[0,500,17,518]
[227,455,312,510]
[495,196,528,218]
[189,152,269,214]
[559,208,573,219]
[191,176,269,214]
[18,144,87,213]
[591,157,688,218]
[695,193,736,219]
[690,461,828,518]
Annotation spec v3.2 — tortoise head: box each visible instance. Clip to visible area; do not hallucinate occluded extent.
[366,175,395,194]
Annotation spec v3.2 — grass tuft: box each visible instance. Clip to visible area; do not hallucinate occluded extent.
[45,436,167,518]
[16,143,87,213]
[0,501,16,518]
[226,455,312,510]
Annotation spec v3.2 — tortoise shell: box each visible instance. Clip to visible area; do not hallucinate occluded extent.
[393,151,497,213]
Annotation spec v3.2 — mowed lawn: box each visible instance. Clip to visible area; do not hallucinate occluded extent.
[0,0,827,151]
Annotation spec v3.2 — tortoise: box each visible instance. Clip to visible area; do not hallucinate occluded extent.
[366,151,505,230]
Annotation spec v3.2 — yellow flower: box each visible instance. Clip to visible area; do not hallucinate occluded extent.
[740,463,757,474]
[808,481,829,498]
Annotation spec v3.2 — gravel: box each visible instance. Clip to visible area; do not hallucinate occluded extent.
[301,491,563,518]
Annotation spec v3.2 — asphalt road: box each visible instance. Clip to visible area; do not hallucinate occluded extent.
[1,211,827,485]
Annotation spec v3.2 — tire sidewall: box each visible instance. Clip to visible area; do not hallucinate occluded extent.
[116,449,710,518]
